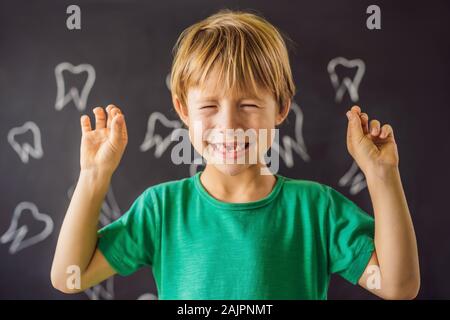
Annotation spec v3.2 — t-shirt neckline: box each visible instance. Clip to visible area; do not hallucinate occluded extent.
[193,170,285,211]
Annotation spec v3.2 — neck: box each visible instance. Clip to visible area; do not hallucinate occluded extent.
[200,165,277,203]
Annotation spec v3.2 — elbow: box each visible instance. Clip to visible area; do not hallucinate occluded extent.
[50,272,70,294]
[381,276,421,300]
[402,277,421,300]
[50,269,83,294]
[50,273,66,293]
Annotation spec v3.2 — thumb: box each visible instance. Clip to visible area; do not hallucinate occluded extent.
[346,110,364,143]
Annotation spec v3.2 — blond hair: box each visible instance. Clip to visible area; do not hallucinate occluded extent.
[170,9,296,114]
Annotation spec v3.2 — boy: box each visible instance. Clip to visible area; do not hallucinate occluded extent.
[51,9,420,299]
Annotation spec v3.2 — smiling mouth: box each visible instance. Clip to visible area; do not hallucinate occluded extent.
[208,141,251,159]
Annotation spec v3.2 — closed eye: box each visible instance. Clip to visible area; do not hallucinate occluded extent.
[200,106,216,109]
[241,104,259,108]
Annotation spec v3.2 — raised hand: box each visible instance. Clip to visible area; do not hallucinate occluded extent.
[346,105,399,176]
[79,104,128,175]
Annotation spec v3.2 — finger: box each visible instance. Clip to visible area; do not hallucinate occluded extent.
[93,107,107,130]
[380,124,394,139]
[107,104,122,115]
[110,107,121,131]
[346,109,364,141]
[109,113,127,147]
[106,105,114,129]
[121,113,128,140]
[351,105,362,115]
[80,115,92,135]
[111,106,121,118]
[369,119,381,136]
[360,113,369,134]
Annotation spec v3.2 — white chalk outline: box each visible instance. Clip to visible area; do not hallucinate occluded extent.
[328,57,365,103]
[0,202,53,254]
[84,278,114,300]
[137,293,158,300]
[328,58,368,194]
[140,112,182,157]
[55,62,95,111]
[272,101,311,167]
[338,161,367,195]
[7,121,43,163]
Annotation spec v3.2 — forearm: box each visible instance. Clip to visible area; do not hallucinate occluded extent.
[366,166,420,293]
[51,169,111,284]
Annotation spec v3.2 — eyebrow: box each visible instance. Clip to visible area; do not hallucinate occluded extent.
[196,97,219,103]
[196,96,264,103]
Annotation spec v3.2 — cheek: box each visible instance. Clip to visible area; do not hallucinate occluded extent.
[188,116,212,150]
[252,118,277,152]
[247,112,276,132]
[247,108,277,127]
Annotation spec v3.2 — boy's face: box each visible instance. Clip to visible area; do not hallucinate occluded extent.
[174,67,290,176]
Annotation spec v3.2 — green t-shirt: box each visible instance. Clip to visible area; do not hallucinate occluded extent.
[97,171,375,300]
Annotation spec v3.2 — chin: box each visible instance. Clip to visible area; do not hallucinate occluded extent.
[210,163,253,176]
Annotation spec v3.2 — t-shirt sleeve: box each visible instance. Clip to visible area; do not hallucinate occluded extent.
[97,188,159,276]
[326,186,375,285]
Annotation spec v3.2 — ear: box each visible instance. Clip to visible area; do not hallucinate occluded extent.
[275,99,291,126]
[172,95,189,127]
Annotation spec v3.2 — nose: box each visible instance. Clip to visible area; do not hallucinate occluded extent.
[216,104,241,132]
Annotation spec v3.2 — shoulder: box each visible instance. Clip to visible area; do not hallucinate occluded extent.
[141,175,195,200]
[124,176,195,219]
[280,175,359,209]
[279,175,352,211]
[281,175,333,199]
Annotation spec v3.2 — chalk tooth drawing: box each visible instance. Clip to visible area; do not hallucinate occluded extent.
[7,121,43,163]
[328,57,367,194]
[67,184,121,299]
[1,202,53,254]
[338,161,367,195]
[340,160,367,195]
[137,293,158,300]
[273,101,310,167]
[327,57,365,103]
[140,112,182,157]
[85,278,114,300]
[55,62,95,111]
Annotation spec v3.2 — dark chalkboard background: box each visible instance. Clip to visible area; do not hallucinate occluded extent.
[1,0,449,299]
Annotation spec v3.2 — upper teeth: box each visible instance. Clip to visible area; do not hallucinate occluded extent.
[211,142,246,152]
